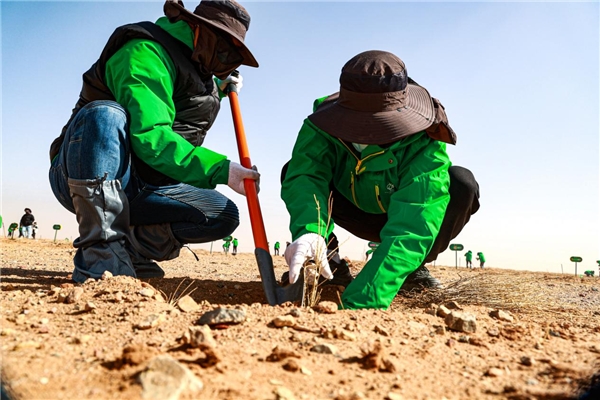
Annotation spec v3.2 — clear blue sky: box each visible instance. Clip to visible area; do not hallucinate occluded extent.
[1,1,598,274]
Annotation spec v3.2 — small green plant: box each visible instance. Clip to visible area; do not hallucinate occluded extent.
[302,194,336,308]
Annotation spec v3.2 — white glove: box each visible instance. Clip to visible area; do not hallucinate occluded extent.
[227,162,260,196]
[284,233,333,284]
[216,73,243,94]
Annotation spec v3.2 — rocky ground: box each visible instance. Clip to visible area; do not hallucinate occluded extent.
[1,238,599,400]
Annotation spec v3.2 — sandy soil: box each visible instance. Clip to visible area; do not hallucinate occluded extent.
[1,238,599,400]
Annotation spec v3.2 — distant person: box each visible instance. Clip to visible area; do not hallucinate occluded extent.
[19,208,35,239]
[274,241,280,256]
[223,240,231,255]
[31,222,38,240]
[232,238,238,255]
[584,270,595,277]
[365,248,373,261]
[7,223,18,239]
[280,50,480,309]
[476,252,486,268]
[464,250,473,268]
[47,0,260,282]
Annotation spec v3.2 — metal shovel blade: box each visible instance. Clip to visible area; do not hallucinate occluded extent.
[255,248,304,305]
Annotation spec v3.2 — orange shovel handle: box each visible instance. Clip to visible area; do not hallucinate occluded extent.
[227,88,269,252]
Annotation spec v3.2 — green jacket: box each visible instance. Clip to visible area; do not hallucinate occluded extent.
[104,17,230,188]
[233,239,238,246]
[477,252,486,262]
[281,96,451,309]
[465,251,473,261]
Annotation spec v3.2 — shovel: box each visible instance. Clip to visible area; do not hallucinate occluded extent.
[226,72,305,305]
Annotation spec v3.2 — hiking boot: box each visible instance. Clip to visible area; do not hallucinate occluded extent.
[133,261,165,279]
[399,265,442,292]
[280,258,354,288]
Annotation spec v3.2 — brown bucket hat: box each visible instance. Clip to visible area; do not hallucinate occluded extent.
[308,50,438,145]
[164,0,258,67]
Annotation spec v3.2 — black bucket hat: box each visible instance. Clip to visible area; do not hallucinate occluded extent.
[24,208,32,213]
[164,0,258,67]
[308,50,436,145]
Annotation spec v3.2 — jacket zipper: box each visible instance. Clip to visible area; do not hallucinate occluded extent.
[338,139,386,208]
[375,185,386,212]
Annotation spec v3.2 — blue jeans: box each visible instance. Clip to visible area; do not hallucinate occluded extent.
[49,100,239,245]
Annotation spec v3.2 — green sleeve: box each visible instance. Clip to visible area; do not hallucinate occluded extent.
[105,39,230,188]
[342,140,451,309]
[281,120,336,241]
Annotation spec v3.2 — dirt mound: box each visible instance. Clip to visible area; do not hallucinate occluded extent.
[1,238,599,399]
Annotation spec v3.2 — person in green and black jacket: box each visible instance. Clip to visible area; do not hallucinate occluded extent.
[48,0,260,283]
[281,51,480,309]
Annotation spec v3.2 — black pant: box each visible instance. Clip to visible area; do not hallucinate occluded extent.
[281,163,480,263]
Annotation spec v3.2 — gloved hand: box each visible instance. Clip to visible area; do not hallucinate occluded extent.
[228,162,260,196]
[284,233,333,284]
[216,73,243,94]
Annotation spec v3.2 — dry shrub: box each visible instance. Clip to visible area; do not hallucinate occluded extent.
[401,271,577,316]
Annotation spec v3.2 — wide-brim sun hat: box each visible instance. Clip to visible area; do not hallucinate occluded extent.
[308,50,435,145]
[164,0,258,67]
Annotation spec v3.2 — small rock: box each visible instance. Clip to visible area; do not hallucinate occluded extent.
[282,359,300,372]
[177,295,199,313]
[520,356,535,367]
[310,343,338,355]
[288,308,302,318]
[445,312,477,333]
[445,301,462,310]
[266,346,302,362]
[196,308,246,326]
[274,386,296,400]
[432,325,445,335]
[313,301,338,314]
[373,325,390,336]
[300,366,312,376]
[101,270,113,280]
[182,325,217,348]
[136,313,166,330]
[139,288,155,298]
[84,302,97,311]
[486,367,504,377]
[14,341,42,350]
[139,355,203,400]
[65,287,84,304]
[272,315,296,328]
[436,305,451,318]
[386,392,404,400]
[490,309,514,322]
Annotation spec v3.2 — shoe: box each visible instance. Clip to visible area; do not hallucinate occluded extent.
[133,261,165,279]
[280,258,354,288]
[399,265,442,292]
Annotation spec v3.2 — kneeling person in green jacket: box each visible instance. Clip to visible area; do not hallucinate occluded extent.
[281,50,480,309]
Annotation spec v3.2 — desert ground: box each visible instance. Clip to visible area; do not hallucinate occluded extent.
[1,238,599,400]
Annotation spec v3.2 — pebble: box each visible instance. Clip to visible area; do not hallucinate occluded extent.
[313,301,338,314]
[272,315,296,328]
[177,295,199,313]
[274,386,296,400]
[490,309,514,322]
[196,308,246,326]
[139,288,155,298]
[136,313,166,330]
[520,356,535,366]
[65,286,83,304]
[486,367,504,377]
[101,270,113,280]
[445,312,477,333]
[436,305,451,318]
[310,343,338,355]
